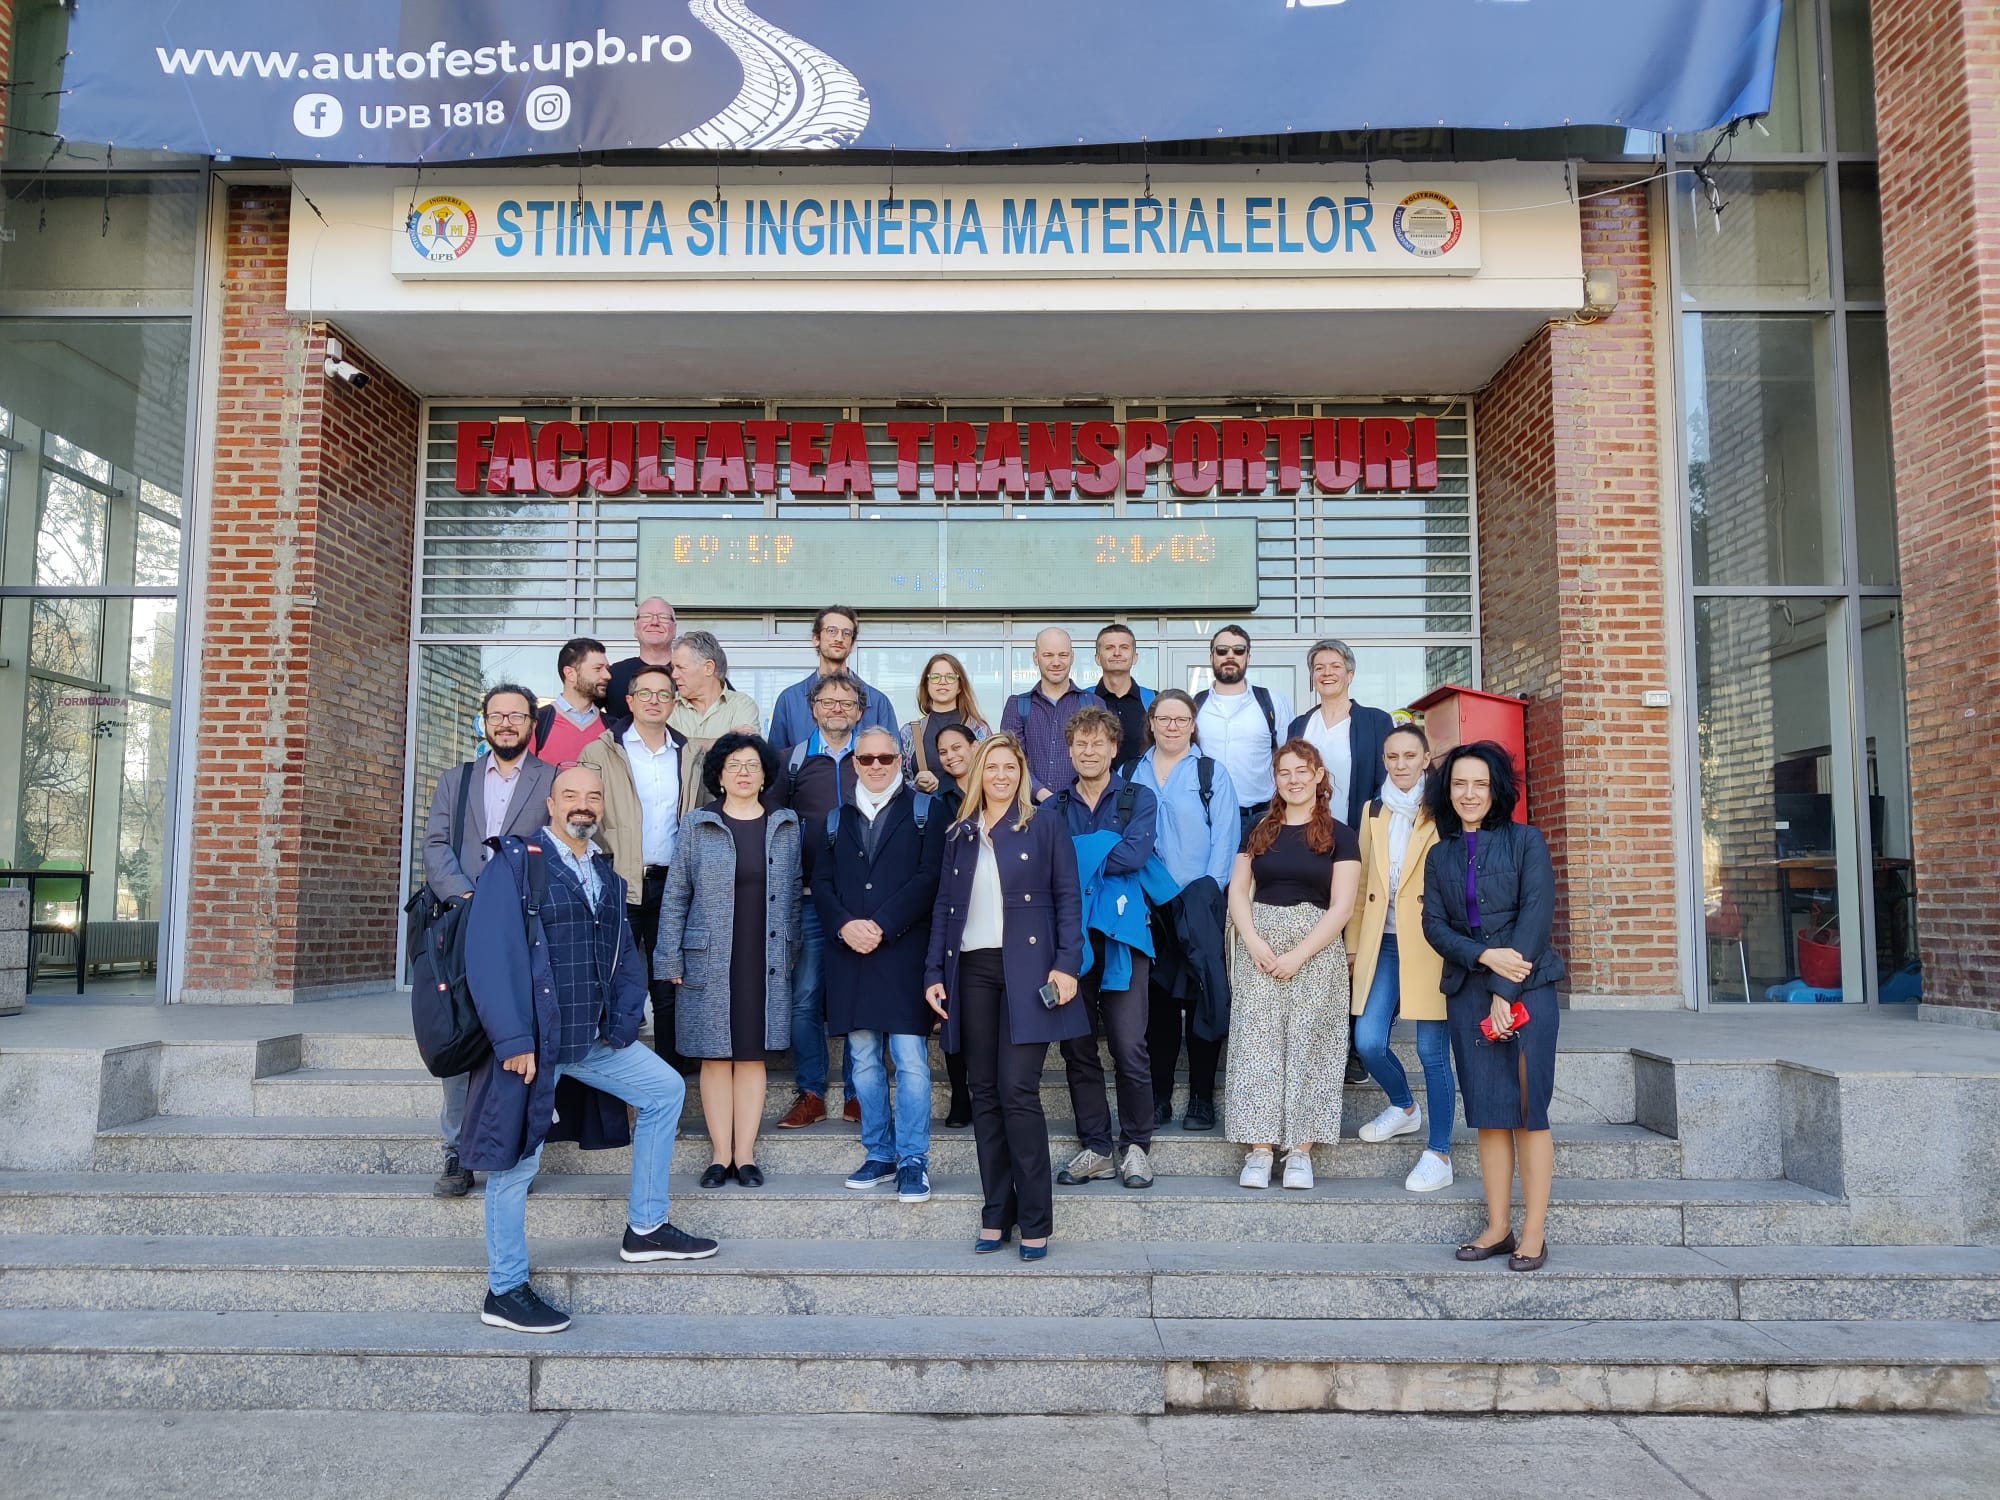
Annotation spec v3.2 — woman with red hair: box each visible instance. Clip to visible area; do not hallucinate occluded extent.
[1224,738,1362,1191]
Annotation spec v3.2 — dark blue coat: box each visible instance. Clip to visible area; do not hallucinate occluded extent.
[1422,821,1568,1001]
[460,836,647,1173]
[1287,701,1397,829]
[816,787,949,1037]
[925,808,1087,1050]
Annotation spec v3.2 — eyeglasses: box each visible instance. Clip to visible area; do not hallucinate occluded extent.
[723,758,763,775]
[818,625,857,640]
[485,712,531,727]
[1151,715,1194,728]
[854,753,899,768]
[925,672,960,683]
[1212,645,1248,658]
[817,699,860,712]
[628,689,674,704]
[636,612,675,625]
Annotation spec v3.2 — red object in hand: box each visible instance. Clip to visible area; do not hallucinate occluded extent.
[1480,1000,1531,1042]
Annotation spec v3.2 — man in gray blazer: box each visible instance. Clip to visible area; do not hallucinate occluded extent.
[420,683,557,1195]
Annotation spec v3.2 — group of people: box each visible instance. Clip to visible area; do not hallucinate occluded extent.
[421,599,1566,1334]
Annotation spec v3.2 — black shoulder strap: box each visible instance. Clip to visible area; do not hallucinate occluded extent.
[1051,787,1072,819]
[1252,685,1278,746]
[523,841,549,919]
[451,758,474,851]
[532,704,555,753]
[1114,781,1139,830]
[1196,756,1215,828]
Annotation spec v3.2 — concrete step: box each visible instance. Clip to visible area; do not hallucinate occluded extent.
[0,1170,1852,1245]
[249,1066,1618,1128]
[4,1236,1995,1323]
[2,1308,1993,1414]
[94,1115,1683,1182]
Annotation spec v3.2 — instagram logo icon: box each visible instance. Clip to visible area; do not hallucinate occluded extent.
[524,85,572,132]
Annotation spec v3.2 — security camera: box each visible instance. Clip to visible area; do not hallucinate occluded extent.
[324,356,370,389]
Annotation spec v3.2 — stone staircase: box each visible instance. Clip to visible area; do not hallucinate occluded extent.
[1,1029,1996,1415]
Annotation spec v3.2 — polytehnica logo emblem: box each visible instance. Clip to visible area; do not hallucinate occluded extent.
[409,195,478,262]
[1392,190,1464,258]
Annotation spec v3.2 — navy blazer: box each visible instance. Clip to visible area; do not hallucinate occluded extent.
[816,787,949,1038]
[1421,821,1568,1001]
[925,807,1087,1050]
[1287,701,1397,829]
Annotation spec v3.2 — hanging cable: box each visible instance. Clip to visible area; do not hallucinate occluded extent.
[101,143,111,237]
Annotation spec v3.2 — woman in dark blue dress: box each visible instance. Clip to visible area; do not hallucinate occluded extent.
[1422,741,1566,1272]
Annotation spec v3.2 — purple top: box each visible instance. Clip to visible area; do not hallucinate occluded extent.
[1463,830,1481,930]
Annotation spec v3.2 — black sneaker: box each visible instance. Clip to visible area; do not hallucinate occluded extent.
[432,1150,474,1197]
[1152,1097,1174,1128]
[1345,1052,1370,1085]
[1183,1095,1217,1131]
[620,1221,721,1262]
[481,1283,570,1334]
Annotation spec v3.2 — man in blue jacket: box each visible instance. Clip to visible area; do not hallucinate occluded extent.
[463,764,718,1335]
[766,605,898,747]
[1051,707,1161,1191]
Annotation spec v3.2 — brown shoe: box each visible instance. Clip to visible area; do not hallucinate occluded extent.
[843,1096,862,1123]
[776,1091,826,1129]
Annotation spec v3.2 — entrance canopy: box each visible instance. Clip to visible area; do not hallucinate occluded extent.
[66,0,1780,163]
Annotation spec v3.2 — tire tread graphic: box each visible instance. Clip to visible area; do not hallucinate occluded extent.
[665,0,872,150]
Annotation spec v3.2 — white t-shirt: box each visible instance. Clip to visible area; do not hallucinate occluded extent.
[1196,686,1294,806]
[1299,709,1354,825]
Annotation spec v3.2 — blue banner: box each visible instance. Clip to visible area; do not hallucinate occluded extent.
[59,0,1780,164]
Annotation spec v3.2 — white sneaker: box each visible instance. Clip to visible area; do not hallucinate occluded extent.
[1281,1149,1315,1190]
[1404,1152,1454,1193]
[1238,1148,1274,1189]
[1358,1103,1423,1144]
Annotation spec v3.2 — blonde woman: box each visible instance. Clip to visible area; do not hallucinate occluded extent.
[1345,723,1455,1193]
[924,734,1084,1260]
[901,652,991,793]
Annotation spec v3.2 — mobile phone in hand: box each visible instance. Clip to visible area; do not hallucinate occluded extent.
[1479,1000,1531,1042]
[1037,980,1061,1009]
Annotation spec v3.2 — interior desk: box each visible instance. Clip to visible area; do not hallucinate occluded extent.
[1766,857,1916,981]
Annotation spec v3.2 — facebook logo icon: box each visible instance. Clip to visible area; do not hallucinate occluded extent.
[292,94,343,138]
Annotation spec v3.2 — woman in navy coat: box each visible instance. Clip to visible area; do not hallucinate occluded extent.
[925,732,1085,1258]
[818,727,950,1203]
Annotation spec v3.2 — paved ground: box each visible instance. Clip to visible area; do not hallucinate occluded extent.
[2,1410,1997,1499]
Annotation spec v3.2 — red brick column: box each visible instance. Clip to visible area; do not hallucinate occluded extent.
[1872,0,2000,1024]
[1475,185,1680,1005]
[181,187,420,1003]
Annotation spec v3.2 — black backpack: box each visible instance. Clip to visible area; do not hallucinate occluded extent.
[1050,781,1140,829]
[1194,685,1279,748]
[405,766,548,1079]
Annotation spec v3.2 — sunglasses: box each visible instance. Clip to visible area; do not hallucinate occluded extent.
[853,753,899,768]
[1213,645,1248,657]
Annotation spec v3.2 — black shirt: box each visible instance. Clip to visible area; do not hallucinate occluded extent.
[1092,680,1152,774]
[606,655,673,725]
[768,746,859,886]
[1241,819,1360,909]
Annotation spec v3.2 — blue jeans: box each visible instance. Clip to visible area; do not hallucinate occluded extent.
[1352,933,1456,1157]
[483,1040,686,1295]
[847,1029,931,1167]
[789,902,853,1100]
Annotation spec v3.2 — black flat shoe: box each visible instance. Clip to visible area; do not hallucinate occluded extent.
[1454,1232,1518,1262]
[735,1163,765,1187]
[698,1163,734,1189]
[944,1096,973,1129]
[1508,1242,1548,1272]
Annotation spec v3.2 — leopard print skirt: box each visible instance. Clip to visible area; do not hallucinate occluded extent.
[1223,901,1351,1151]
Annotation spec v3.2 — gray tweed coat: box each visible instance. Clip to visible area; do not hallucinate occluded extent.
[655,804,802,1058]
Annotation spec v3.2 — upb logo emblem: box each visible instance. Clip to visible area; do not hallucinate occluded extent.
[409,195,478,262]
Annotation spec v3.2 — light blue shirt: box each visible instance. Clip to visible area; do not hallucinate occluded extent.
[1132,749,1239,890]
[541,826,605,911]
[767,669,898,748]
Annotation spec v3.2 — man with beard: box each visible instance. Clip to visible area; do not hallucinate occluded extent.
[462,764,718,1335]
[1194,626,1293,846]
[766,605,897,747]
[532,637,613,764]
[605,597,678,724]
[420,684,558,1195]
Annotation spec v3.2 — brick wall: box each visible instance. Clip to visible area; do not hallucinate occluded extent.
[181,186,419,1002]
[1476,185,1680,1003]
[1872,0,2000,1022]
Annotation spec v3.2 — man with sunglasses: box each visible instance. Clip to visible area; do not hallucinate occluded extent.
[766,605,898,749]
[419,683,558,1196]
[1194,626,1293,846]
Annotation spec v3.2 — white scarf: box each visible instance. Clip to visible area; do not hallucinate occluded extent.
[854,772,905,823]
[1381,776,1426,888]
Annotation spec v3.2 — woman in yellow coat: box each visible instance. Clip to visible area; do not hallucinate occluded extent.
[1344,723,1455,1192]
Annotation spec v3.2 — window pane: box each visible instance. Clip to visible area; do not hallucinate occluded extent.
[1847,313,1898,586]
[35,470,108,586]
[1696,597,1860,1003]
[1859,601,1917,998]
[1830,0,1879,153]
[1839,164,1883,301]
[1684,313,1842,587]
[1678,0,1823,155]
[0,175,201,310]
[1677,166,1830,304]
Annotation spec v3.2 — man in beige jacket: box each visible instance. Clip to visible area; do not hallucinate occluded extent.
[580,661,712,1070]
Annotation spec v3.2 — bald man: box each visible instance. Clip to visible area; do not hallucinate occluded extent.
[606,596,679,723]
[999,626,1091,798]
[460,763,717,1336]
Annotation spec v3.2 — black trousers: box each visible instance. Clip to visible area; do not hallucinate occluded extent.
[1147,916,1222,1104]
[958,949,1056,1238]
[633,865,690,1072]
[1060,949,1153,1155]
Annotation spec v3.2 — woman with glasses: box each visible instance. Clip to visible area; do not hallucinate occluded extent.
[658,733,803,1188]
[924,733,1084,1260]
[902,652,991,794]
